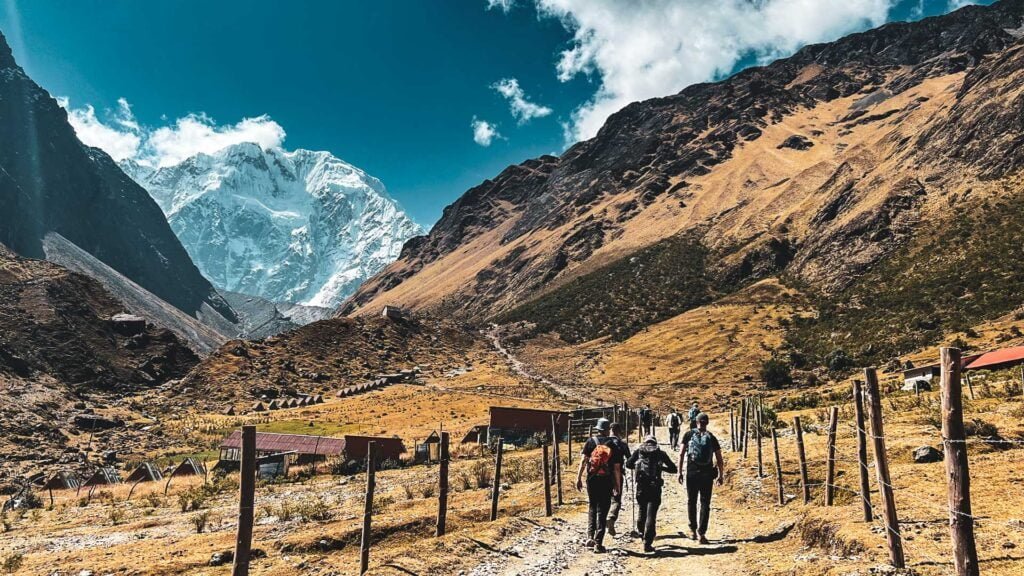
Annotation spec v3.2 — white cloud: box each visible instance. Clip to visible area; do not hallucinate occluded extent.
[471,117,502,146]
[146,113,285,167]
[947,1,977,9]
[511,0,895,143]
[57,98,286,167]
[486,0,516,13]
[491,78,553,124]
[58,97,142,162]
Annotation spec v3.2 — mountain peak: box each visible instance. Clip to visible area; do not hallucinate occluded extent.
[0,31,17,70]
[122,144,423,308]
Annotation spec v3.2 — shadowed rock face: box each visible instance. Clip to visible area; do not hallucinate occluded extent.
[0,31,234,322]
[345,0,1024,331]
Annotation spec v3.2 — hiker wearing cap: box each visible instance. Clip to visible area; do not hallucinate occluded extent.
[575,417,624,553]
[666,408,682,451]
[678,412,724,544]
[605,422,632,536]
[625,435,677,553]
[687,402,700,430]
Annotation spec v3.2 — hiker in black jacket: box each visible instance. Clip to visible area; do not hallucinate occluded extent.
[625,435,677,553]
[575,418,623,553]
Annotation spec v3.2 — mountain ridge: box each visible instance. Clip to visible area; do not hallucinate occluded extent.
[342,0,1024,362]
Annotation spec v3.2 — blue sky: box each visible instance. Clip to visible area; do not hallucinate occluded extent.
[0,0,989,227]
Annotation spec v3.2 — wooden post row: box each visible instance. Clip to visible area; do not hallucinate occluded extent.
[360,441,377,575]
[864,367,905,569]
[436,432,450,537]
[490,437,504,521]
[231,425,256,576]
[771,428,784,505]
[852,380,873,522]
[940,348,980,576]
[741,398,749,457]
[824,406,839,506]
[793,416,810,505]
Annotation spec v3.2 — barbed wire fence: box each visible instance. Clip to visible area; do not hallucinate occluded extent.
[728,347,1021,575]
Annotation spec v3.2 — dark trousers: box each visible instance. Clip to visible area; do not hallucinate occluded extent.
[586,477,614,545]
[668,427,680,450]
[686,473,714,535]
[636,488,662,546]
[607,489,622,528]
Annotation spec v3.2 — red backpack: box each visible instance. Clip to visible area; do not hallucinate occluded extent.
[588,440,614,477]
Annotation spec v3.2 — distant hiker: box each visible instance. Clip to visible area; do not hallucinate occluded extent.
[626,435,677,553]
[666,408,682,451]
[687,402,701,430]
[576,418,623,553]
[639,404,654,436]
[605,422,632,536]
[678,412,725,544]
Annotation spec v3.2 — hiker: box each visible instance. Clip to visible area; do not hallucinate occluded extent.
[678,412,725,544]
[666,408,682,451]
[639,404,654,436]
[687,402,701,430]
[575,417,624,553]
[625,435,677,553]
[605,422,632,536]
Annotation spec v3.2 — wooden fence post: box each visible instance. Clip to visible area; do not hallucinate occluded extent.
[825,406,839,506]
[853,380,873,522]
[864,367,906,569]
[360,441,377,575]
[542,443,553,517]
[567,418,573,466]
[771,428,784,505]
[729,406,736,452]
[793,416,809,504]
[756,400,764,477]
[490,437,504,521]
[940,348,980,576]
[231,425,256,576]
[552,415,563,506]
[436,432,450,537]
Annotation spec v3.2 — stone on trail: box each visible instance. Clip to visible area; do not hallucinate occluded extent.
[912,445,942,463]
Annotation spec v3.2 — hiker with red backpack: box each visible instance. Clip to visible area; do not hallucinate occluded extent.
[678,412,725,544]
[625,435,677,553]
[575,418,624,553]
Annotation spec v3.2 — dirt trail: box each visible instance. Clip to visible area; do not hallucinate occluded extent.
[484,324,583,402]
[464,426,794,576]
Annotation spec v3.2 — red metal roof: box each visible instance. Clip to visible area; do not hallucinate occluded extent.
[220,431,346,456]
[965,346,1024,370]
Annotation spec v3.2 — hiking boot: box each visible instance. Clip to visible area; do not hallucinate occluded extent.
[607,524,617,537]
[584,538,596,548]
[698,534,709,545]
[630,529,642,538]
[690,529,698,540]
[594,544,607,554]
[643,543,656,554]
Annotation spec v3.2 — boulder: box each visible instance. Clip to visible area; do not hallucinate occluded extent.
[73,414,125,431]
[777,134,814,150]
[110,313,147,336]
[912,445,942,463]
[209,551,234,566]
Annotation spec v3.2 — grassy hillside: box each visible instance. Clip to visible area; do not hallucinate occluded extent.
[784,185,1024,372]
[497,234,716,343]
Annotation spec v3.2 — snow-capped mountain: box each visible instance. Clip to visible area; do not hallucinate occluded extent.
[121,143,424,308]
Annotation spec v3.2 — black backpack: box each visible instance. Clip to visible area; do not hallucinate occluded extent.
[635,445,663,487]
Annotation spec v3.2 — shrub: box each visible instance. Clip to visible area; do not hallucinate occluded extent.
[760,358,792,389]
[142,492,163,509]
[421,484,436,499]
[471,460,491,489]
[1,510,11,533]
[2,552,23,574]
[403,484,415,500]
[825,349,853,373]
[191,511,210,534]
[295,496,332,522]
[458,471,472,491]
[108,506,126,526]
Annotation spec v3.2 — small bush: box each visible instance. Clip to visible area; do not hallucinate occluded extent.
[403,484,415,500]
[2,552,23,574]
[421,484,436,499]
[191,511,210,534]
[372,495,395,514]
[295,496,332,522]
[142,492,163,509]
[471,460,491,489]
[1,511,11,533]
[760,358,793,389]
[108,506,126,526]
[458,471,472,491]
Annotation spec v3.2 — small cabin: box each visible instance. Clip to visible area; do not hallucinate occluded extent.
[902,364,940,391]
[125,462,163,483]
[487,406,570,446]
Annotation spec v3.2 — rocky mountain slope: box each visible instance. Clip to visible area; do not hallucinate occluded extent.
[345,0,1024,371]
[0,31,235,323]
[0,245,198,471]
[122,143,423,308]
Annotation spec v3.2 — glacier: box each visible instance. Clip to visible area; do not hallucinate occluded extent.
[121,142,423,308]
